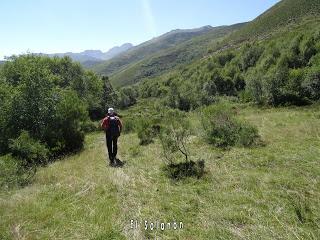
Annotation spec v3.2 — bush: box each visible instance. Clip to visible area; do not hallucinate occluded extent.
[159,110,206,179]
[237,122,260,147]
[45,89,88,154]
[0,154,20,188]
[9,131,49,167]
[117,87,138,109]
[122,117,136,134]
[159,110,191,164]
[201,103,260,148]
[0,55,97,156]
[0,154,36,188]
[136,118,157,145]
[0,55,103,188]
[241,45,264,71]
[246,73,265,105]
[81,121,99,133]
[302,68,320,100]
[201,104,239,147]
[163,160,205,180]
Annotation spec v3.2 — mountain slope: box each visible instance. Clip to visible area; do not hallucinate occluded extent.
[113,24,245,87]
[92,24,245,87]
[103,43,133,60]
[134,0,320,110]
[106,0,320,88]
[91,26,215,77]
[228,0,320,42]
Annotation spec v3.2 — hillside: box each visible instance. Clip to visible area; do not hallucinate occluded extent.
[91,26,214,76]
[91,24,245,87]
[98,0,320,88]
[128,0,320,112]
[224,0,320,44]
[1,104,319,239]
[110,23,245,87]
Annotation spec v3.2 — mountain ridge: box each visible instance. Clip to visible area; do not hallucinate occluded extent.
[92,23,245,87]
[37,43,134,66]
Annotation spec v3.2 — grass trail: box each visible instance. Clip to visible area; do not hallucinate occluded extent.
[0,134,126,240]
[1,105,320,239]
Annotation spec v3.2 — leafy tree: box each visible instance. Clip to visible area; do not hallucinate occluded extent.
[241,44,264,71]
[246,72,265,105]
[0,55,98,174]
[302,67,320,100]
[117,86,137,109]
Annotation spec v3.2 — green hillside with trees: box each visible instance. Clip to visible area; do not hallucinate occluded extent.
[92,26,214,75]
[92,24,245,87]
[228,0,320,42]
[136,18,320,110]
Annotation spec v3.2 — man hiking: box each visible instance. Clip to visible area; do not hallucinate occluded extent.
[101,108,123,166]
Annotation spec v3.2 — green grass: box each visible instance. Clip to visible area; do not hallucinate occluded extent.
[0,134,125,240]
[1,104,320,239]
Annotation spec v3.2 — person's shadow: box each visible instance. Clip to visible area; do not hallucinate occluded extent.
[113,158,126,168]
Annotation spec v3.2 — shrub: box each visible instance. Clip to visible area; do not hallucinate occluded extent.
[0,55,102,188]
[237,122,260,147]
[4,130,49,187]
[159,110,191,164]
[246,73,265,105]
[302,68,320,100]
[81,120,99,133]
[49,89,88,154]
[136,118,157,145]
[122,117,136,134]
[0,154,37,188]
[9,131,49,167]
[201,104,239,147]
[117,87,138,109]
[0,154,20,188]
[159,110,205,179]
[241,45,264,71]
[217,52,235,66]
[163,160,205,180]
[201,103,260,148]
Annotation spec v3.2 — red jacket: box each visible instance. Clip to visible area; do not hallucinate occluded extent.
[101,115,123,132]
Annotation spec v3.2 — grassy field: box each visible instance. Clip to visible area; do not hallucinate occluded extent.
[1,104,320,239]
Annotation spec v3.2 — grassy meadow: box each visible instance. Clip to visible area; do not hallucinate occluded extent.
[1,104,320,239]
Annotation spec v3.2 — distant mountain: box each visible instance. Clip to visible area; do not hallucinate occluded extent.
[91,24,245,87]
[103,43,133,60]
[39,43,134,66]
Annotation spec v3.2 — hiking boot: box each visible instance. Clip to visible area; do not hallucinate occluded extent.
[109,157,115,167]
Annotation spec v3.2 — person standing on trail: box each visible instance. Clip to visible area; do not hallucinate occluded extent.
[101,108,123,166]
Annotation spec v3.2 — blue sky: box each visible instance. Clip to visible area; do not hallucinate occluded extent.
[0,0,279,59]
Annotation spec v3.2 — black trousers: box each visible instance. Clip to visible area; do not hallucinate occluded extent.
[106,135,118,161]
